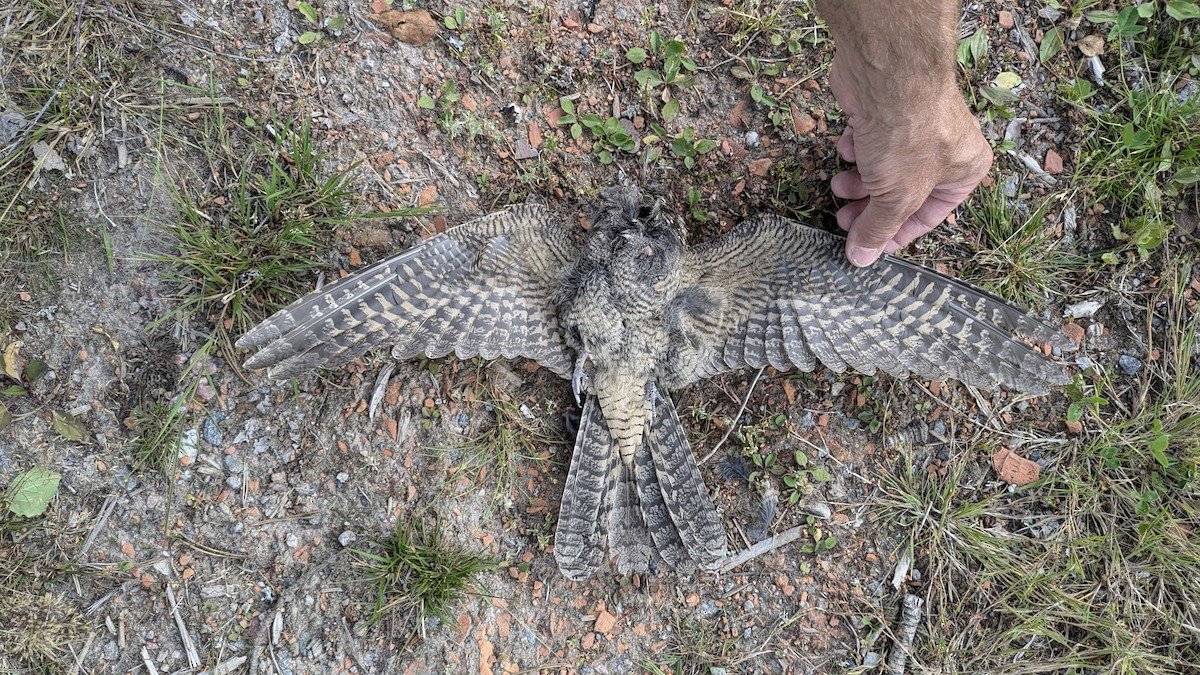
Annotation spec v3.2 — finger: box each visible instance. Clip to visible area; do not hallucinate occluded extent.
[836,126,856,163]
[830,170,869,200]
[835,199,869,232]
[888,197,959,249]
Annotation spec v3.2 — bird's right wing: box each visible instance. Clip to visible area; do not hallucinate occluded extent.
[675,215,1072,394]
[236,204,579,380]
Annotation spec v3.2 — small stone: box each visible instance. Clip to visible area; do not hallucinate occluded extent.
[1060,322,1086,347]
[1118,354,1143,375]
[998,10,1014,29]
[338,531,357,547]
[223,454,244,474]
[744,130,760,148]
[1064,300,1103,319]
[286,533,299,548]
[593,609,617,634]
[225,476,242,489]
[336,471,350,485]
[748,157,772,177]
[992,447,1040,486]
[1043,148,1064,174]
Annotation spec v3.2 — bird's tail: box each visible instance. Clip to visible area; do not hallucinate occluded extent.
[553,390,726,580]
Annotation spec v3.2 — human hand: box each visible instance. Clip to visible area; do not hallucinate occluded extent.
[827,57,993,267]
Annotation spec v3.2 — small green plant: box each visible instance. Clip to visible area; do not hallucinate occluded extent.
[442,6,467,30]
[556,99,637,164]
[644,613,741,674]
[626,31,697,122]
[294,2,347,45]
[798,516,837,554]
[667,127,717,169]
[128,398,189,479]
[354,517,495,637]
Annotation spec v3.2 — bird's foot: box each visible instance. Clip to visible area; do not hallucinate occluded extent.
[571,352,591,407]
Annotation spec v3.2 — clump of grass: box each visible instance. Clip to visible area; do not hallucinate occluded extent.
[960,182,1081,308]
[0,590,87,671]
[127,398,188,479]
[441,391,560,511]
[148,112,357,341]
[644,613,743,675]
[875,258,1200,672]
[353,517,495,638]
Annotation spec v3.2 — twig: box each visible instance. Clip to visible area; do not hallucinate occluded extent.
[165,583,201,668]
[77,494,118,561]
[86,579,138,616]
[886,594,924,675]
[368,362,396,420]
[140,646,161,675]
[700,366,765,464]
[719,524,807,573]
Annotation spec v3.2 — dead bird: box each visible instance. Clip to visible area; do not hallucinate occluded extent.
[236,186,1071,580]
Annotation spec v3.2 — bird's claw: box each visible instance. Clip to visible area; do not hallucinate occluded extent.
[572,353,591,406]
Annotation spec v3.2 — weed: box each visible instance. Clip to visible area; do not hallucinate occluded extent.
[294,1,347,46]
[959,182,1081,307]
[440,393,559,511]
[874,259,1200,671]
[644,613,740,675]
[127,398,189,479]
[353,517,495,638]
[0,590,87,671]
[626,31,697,122]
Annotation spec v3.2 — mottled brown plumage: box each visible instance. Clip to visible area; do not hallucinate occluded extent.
[237,186,1070,580]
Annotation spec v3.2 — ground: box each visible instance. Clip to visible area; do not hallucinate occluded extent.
[1,0,1198,674]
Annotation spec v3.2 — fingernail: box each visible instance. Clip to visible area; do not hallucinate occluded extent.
[848,245,880,267]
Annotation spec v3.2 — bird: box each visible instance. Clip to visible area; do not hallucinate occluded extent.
[235,185,1071,580]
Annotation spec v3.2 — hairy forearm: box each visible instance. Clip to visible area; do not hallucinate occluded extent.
[815,0,960,112]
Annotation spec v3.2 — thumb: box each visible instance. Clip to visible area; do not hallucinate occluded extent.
[844,196,912,267]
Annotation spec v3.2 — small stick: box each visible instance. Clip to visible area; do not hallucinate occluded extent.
[78,494,118,561]
[886,593,924,675]
[165,583,201,668]
[719,524,807,573]
[140,646,161,675]
[700,366,765,464]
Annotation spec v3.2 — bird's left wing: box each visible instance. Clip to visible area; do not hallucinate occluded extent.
[674,214,1072,394]
[236,204,579,380]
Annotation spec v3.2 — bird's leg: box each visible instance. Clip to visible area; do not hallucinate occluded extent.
[571,351,591,407]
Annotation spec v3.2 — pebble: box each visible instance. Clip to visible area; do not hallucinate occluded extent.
[226,476,242,489]
[336,471,349,486]
[841,416,860,430]
[744,130,760,148]
[286,533,299,548]
[223,454,244,474]
[337,531,357,548]
[202,416,224,446]
[803,502,832,519]
[1118,354,1143,375]
[178,429,199,464]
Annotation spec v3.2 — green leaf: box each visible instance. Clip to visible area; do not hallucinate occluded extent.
[1136,3,1156,18]
[298,31,322,45]
[661,98,679,122]
[598,149,613,165]
[684,156,694,169]
[694,139,717,154]
[1084,10,1120,24]
[1039,27,1064,62]
[810,467,832,482]
[2,385,26,396]
[957,28,988,66]
[580,114,603,129]
[626,47,647,64]
[557,114,576,125]
[559,97,575,114]
[52,410,87,443]
[444,15,458,29]
[1173,166,1200,185]
[1148,433,1172,468]
[634,69,663,89]
[570,123,583,140]
[296,2,318,24]
[7,466,61,518]
[979,85,1020,107]
[0,402,10,431]
[1167,1,1200,19]
[1067,402,1084,423]
[417,95,436,109]
[24,360,48,382]
[327,15,347,30]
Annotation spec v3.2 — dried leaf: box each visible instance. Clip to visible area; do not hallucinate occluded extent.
[2,341,23,381]
[0,402,10,431]
[1077,34,1105,57]
[52,410,87,443]
[993,71,1023,89]
[368,9,438,46]
[7,466,61,517]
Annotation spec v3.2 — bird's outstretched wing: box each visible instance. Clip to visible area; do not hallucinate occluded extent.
[674,215,1071,394]
[236,204,579,380]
